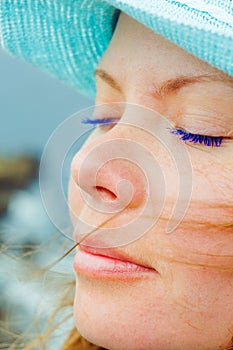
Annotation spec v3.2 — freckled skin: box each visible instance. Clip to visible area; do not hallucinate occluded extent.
[69,13,233,350]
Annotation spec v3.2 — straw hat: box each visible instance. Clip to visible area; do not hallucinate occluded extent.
[1,0,232,98]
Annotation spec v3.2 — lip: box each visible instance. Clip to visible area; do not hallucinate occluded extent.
[73,245,158,280]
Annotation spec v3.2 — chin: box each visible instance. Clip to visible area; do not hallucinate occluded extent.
[74,286,119,349]
[73,276,132,349]
[73,275,170,350]
[73,275,227,350]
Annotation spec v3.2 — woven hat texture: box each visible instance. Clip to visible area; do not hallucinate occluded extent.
[0,0,233,98]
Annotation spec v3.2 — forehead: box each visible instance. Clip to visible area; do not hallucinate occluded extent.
[98,13,226,91]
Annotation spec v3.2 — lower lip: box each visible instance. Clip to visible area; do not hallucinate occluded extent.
[74,249,156,280]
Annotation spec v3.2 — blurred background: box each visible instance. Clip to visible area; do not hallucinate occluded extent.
[0,47,93,349]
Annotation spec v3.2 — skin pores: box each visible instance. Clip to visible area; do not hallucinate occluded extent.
[69,13,233,350]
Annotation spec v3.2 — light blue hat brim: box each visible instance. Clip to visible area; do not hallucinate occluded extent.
[0,0,233,99]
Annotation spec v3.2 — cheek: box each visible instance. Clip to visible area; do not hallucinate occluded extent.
[169,265,233,311]
[68,177,84,226]
[174,144,233,231]
[189,146,233,202]
[167,265,233,339]
[180,270,233,350]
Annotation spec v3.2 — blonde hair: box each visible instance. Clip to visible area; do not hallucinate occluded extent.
[61,328,105,350]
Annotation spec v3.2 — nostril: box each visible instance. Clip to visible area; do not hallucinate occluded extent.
[96,186,117,202]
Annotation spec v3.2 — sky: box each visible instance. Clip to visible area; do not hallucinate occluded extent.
[0,47,93,156]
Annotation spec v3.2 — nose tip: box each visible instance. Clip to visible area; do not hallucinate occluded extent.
[71,152,147,212]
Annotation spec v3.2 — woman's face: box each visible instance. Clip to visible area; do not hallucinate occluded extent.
[69,13,233,350]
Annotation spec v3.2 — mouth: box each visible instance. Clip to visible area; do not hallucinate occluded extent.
[73,245,158,281]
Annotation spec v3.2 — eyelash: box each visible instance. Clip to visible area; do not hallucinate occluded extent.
[81,117,118,126]
[81,117,223,148]
[169,128,223,147]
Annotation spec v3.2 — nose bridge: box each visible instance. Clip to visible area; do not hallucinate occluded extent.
[71,124,148,210]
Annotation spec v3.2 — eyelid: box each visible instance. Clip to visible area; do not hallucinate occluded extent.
[169,127,223,147]
[226,128,233,137]
[180,111,232,136]
[81,117,227,148]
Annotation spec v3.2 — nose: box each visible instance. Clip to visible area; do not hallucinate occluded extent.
[71,136,148,213]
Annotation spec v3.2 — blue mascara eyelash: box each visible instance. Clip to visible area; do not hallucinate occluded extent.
[81,117,118,126]
[81,118,223,148]
[169,128,223,147]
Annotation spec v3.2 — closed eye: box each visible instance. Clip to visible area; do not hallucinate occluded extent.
[169,128,223,147]
[82,117,226,148]
[81,117,118,130]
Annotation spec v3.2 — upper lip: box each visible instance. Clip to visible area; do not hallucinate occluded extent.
[79,244,156,271]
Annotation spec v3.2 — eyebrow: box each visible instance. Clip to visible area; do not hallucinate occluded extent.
[95,68,122,93]
[94,68,233,98]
